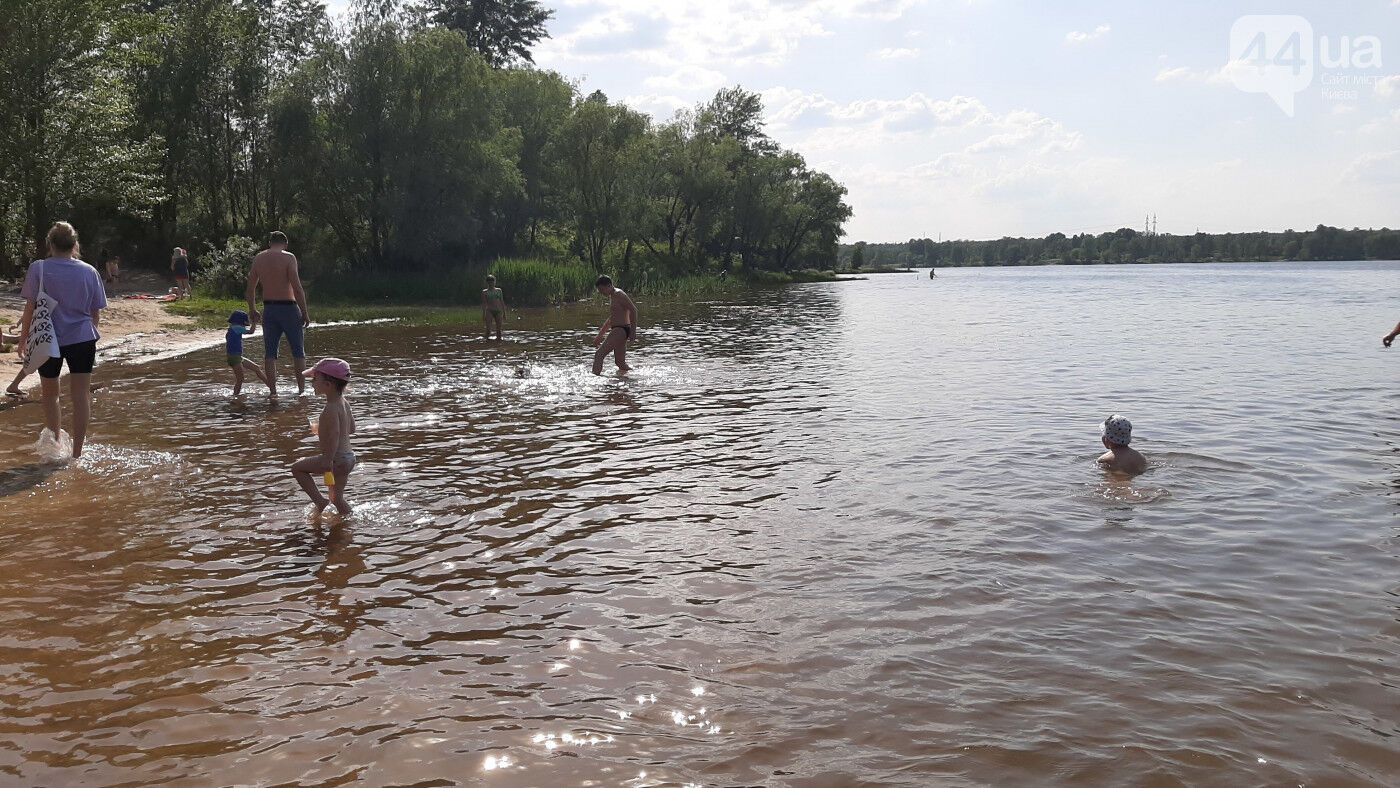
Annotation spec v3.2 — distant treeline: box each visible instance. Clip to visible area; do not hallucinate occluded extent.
[843,225,1400,269]
[0,0,850,284]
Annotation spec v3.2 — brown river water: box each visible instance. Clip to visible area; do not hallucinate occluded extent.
[0,263,1396,786]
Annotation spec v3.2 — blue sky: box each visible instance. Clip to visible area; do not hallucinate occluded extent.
[329,1,1400,242]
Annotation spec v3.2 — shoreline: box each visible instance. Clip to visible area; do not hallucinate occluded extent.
[0,268,869,412]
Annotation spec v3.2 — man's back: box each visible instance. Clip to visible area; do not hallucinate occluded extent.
[251,249,298,301]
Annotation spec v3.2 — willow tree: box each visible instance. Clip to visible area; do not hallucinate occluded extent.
[550,92,650,270]
[0,0,160,272]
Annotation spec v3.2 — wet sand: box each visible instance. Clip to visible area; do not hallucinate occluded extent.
[0,269,215,405]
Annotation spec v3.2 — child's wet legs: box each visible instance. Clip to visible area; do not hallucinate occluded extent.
[291,457,330,511]
[241,358,268,385]
[330,463,354,515]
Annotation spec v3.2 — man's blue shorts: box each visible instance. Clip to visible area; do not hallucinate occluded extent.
[262,301,305,359]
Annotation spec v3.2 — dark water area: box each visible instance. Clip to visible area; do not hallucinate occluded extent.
[0,262,1396,785]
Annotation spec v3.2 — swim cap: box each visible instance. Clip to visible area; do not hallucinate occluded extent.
[312,357,351,382]
[228,310,249,326]
[1102,414,1133,446]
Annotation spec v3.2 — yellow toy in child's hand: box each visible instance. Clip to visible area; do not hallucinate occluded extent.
[324,471,335,488]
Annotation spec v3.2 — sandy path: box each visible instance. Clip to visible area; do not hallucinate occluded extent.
[0,269,220,407]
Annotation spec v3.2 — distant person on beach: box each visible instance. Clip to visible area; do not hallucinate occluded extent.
[482,274,506,341]
[1097,414,1147,475]
[292,358,357,515]
[171,247,190,298]
[18,221,107,459]
[224,310,269,397]
[105,253,121,286]
[929,267,936,278]
[246,231,310,399]
[591,275,638,375]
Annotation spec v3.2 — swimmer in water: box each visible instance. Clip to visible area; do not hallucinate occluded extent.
[1097,414,1147,475]
[291,358,357,515]
[591,274,638,375]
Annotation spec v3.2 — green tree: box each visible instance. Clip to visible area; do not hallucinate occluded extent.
[0,0,160,272]
[284,18,512,270]
[551,92,649,269]
[422,0,553,66]
[490,68,575,254]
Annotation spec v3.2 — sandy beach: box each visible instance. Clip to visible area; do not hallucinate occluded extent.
[0,268,218,408]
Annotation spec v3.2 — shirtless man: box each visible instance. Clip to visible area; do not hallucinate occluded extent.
[591,275,638,375]
[246,231,310,398]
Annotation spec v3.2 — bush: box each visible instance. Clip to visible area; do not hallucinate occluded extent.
[194,236,259,299]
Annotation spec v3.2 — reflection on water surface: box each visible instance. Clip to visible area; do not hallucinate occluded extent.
[0,263,1397,785]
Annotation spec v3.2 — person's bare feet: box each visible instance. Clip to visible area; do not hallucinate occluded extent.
[5,384,23,398]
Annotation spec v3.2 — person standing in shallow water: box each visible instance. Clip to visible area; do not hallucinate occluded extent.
[18,222,107,459]
[292,358,357,516]
[481,274,506,341]
[591,275,638,375]
[246,231,310,399]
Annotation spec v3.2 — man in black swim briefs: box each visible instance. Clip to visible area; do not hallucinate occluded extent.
[591,274,639,375]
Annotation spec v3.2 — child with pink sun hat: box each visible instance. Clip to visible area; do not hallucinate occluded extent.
[291,358,358,515]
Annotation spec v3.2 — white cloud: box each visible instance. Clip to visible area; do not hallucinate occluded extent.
[621,93,692,120]
[1065,24,1110,45]
[642,65,727,92]
[1154,65,1229,85]
[538,0,923,70]
[872,47,920,60]
[754,88,1115,237]
[1343,150,1400,186]
[1359,108,1400,135]
[1376,75,1400,97]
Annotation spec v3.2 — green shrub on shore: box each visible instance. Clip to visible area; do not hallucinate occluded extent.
[193,236,260,299]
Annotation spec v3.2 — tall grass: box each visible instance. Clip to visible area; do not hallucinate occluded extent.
[627,272,742,299]
[489,258,595,306]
